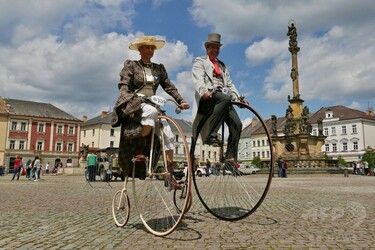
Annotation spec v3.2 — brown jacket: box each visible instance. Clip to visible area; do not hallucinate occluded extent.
[112,60,185,127]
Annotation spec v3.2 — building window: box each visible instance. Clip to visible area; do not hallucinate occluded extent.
[110,141,114,148]
[261,151,265,158]
[352,124,357,134]
[324,128,328,136]
[92,129,95,136]
[57,124,63,134]
[262,140,265,146]
[325,144,329,152]
[56,142,62,151]
[332,143,337,152]
[353,141,358,150]
[341,126,346,135]
[19,141,25,150]
[253,152,256,158]
[110,128,115,136]
[67,143,73,152]
[175,134,179,142]
[36,141,43,150]
[83,130,86,137]
[10,140,15,149]
[331,127,336,136]
[38,123,45,133]
[21,122,27,131]
[343,142,348,151]
[68,126,74,135]
[253,141,256,147]
[175,146,179,155]
[257,140,260,147]
[11,121,17,130]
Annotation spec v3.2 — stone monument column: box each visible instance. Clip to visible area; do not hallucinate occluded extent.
[287,20,303,121]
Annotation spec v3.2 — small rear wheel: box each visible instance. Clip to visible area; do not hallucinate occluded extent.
[112,190,130,227]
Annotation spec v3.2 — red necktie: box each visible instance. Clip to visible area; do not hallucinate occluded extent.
[210,58,221,75]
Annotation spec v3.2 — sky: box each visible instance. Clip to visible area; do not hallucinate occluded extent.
[1,0,375,122]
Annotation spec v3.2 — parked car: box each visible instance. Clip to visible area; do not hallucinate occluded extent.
[184,166,208,177]
[239,164,261,175]
[96,148,125,182]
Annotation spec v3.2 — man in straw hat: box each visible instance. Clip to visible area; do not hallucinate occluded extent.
[112,35,189,189]
[192,33,248,164]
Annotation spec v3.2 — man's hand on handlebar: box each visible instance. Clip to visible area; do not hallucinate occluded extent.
[180,102,190,110]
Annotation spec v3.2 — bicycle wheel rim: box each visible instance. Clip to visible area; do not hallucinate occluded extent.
[191,102,274,221]
[133,115,192,236]
[112,190,130,227]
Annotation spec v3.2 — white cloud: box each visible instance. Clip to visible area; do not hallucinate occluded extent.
[245,38,287,66]
[189,0,375,111]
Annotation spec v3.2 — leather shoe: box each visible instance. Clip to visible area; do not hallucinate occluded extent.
[204,137,223,147]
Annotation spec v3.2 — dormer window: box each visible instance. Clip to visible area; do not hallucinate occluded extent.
[325,110,333,119]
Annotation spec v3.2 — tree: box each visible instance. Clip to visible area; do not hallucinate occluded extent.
[337,155,348,168]
[252,156,261,168]
[361,146,375,172]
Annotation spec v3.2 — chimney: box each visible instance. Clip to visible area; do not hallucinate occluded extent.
[82,116,87,123]
[101,111,108,118]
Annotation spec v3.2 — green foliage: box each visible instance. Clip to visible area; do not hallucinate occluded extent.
[252,156,261,168]
[337,155,348,167]
[324,153,329,161]
[361,146,375,170]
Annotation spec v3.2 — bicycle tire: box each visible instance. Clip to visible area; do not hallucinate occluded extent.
[191,102,274,221]
[112,190,130,227]
[133,114,192,236]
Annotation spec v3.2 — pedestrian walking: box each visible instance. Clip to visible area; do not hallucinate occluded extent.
[205,159,211,177]
[11,155,22,181]
[45,162,50,175]
[33,156,41,181]
[277,156,283,177]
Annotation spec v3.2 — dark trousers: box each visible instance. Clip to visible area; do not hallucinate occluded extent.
[87,165,96,181]
[199,91,242,159]
[12,168,20,180]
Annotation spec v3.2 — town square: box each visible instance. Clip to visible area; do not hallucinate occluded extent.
[1,0,375,249]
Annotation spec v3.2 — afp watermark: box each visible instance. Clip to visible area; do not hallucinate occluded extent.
[301,201,366,227]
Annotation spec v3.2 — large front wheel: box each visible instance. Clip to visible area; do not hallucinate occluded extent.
[132,115,192,236]
[191,102,274,221]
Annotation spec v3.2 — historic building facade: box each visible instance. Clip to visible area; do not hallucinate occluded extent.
[0,97,81,173]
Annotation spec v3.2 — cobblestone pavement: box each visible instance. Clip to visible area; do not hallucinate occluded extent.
[0,173,374,250]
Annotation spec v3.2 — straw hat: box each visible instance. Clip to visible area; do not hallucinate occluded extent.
[204,33,223,47]
[129,36,165,50]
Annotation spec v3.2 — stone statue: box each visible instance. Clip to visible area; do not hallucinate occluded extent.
[302,106,309,118]
[317,117,324,136]
[290,67,297,81]
[80,144,89,160]
[271,115,277,136]
[287,22,299,53]
[285,105,294,120]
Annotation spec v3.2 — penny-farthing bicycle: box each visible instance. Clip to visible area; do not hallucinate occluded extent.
[112,96,192,236]
[190,97,274,221]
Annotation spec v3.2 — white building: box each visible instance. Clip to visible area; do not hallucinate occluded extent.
[309,105,375,162]
[80,111,120,151]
